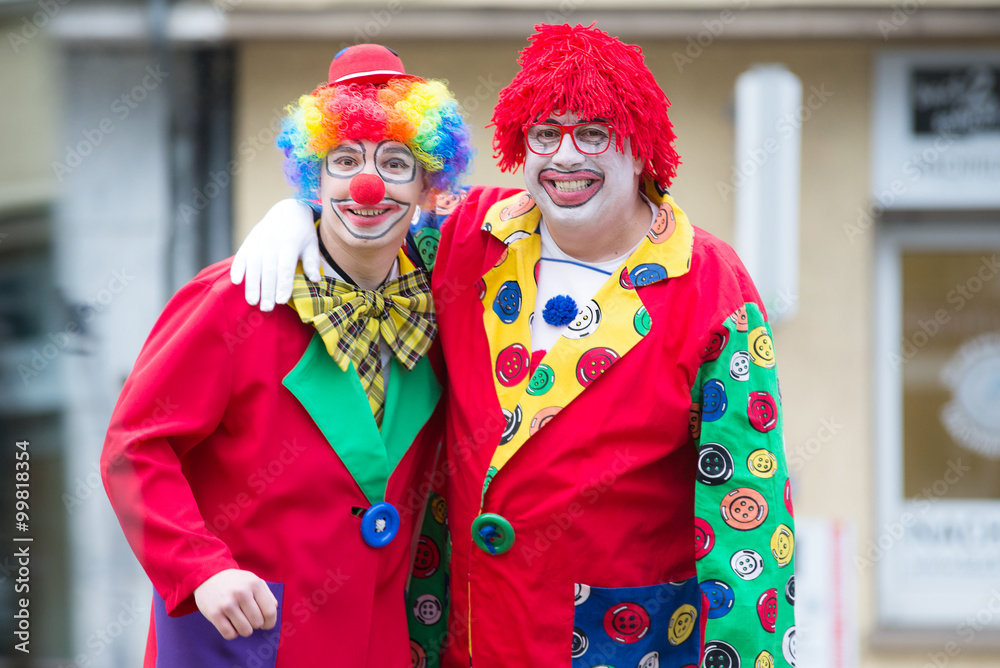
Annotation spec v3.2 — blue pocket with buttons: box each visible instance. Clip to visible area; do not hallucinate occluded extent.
[571,578,702,668]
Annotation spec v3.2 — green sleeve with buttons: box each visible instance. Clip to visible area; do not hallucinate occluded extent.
[691,302,796,668]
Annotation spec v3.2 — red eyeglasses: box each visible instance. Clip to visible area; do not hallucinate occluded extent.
[523,122,613,156]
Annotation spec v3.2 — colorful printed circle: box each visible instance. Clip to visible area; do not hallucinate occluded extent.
[730,305,748,332]
[565,300,602,339]
[700,579,735,619]
[648,202,677,243]
[414,227,440,269]
[526,364,555,396]
[785,478,794,517]
[747,448,778,478]
[629,263,668,286]
[619,266,635,290]
[433,190,461,214]
[639,650,661,668]
[757,588,778,632]
[785,575,795,605]
[603,602,651,644]
[721,487,768,531]
[571,627,589,658]
[771,524,794,567]
[493,247,509,268]
[410,639,427,668]
[730,548,765,581]
[689,403,702,439]
[576,347,619,387]
[783,626,797,667]
[529,406,562,435]
[730,350,751,381]
[748,391,778,432]
[574,583,591,606]
[703,640,739,668]
[500,192,535,220]
[495,343,530,387]
[702,326,729,362]
[534,258,541,285]
[755,650,775,668]
[634,305,652,336]
[697,443,734,486]
[694,516,715,560]
[430,496,446,524]
[701,379,728,422]
[413,535,440,578]
[499,405,522,445]
[492,280,522,324]
[474,278,486,301]
[503,230,531,245]
[749,325,776,368]
[668,604,698,645]
[412,593,442,625]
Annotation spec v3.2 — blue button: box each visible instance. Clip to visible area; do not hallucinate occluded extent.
[361,502,399,548]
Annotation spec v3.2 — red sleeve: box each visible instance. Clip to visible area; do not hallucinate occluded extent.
[101,269,240,616]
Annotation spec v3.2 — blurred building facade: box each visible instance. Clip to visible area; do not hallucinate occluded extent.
[2,1,1000,666]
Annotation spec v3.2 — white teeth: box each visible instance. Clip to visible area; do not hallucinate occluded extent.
[552,180,594,192]
[350,208,388,217]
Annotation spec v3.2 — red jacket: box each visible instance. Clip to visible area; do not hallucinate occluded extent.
[102,258,445,667]
[428,186,796,668]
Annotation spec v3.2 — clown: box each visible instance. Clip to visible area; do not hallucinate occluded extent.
[234,24,796,668]
[101,45,470,667]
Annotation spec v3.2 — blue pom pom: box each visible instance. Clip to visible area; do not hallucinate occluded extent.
[543,295,578,327]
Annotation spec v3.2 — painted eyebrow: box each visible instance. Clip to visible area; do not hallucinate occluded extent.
[330,144,364,155]
[378,145,415,157]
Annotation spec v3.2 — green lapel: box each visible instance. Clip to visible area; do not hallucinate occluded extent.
[283,333,441,504]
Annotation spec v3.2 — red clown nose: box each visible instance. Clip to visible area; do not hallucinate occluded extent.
[350,174,386,206]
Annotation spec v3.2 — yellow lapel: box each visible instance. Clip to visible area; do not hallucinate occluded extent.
[478,182,695,489]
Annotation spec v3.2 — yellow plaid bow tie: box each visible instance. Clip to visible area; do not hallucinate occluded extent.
[289,268,436,426]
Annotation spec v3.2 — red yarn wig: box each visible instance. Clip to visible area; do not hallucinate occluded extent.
[491,23,681,190]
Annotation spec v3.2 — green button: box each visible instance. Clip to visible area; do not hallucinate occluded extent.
[526,364,555,396]
[471,513,515,555]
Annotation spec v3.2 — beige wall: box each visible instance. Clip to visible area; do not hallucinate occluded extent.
[0,20,58,212]
[235,36,1000,667]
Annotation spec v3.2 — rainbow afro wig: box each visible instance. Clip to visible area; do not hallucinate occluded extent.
[492,23,681,190]
[277,77,473,200]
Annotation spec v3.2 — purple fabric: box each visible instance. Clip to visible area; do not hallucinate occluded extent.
[154,582,283,668]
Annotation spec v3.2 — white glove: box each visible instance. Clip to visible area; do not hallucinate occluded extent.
[230,199,321,311]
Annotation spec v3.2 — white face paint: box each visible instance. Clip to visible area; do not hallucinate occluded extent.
[523,111,643,238]
[564,300,602,339]
[730,350,751,381]
[320,139,428,250]
[730,548,764,580]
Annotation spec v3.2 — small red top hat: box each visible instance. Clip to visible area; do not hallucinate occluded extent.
[327,44,423,86]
